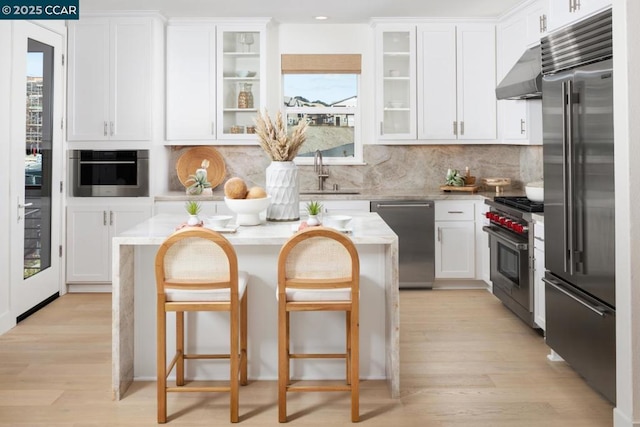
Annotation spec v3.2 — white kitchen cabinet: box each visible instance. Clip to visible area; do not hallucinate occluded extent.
[547,0,610,33]
[165,20,268,144]
[434,201,476,279]
[533,220,545,330]
[417,23,496,141]
[67,17,154,142]
[66,203,152,283]
[525,0,549,45]
[496,9,543,145]
[374,25,417,140]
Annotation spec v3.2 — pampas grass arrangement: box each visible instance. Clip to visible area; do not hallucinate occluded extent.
[254,109,308,161]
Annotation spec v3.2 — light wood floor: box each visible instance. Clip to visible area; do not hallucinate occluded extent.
[0,290,614,426]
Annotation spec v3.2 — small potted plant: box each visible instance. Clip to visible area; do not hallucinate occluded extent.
[186,159,212,195]
[185,200,202,226]
[305,200,323,226]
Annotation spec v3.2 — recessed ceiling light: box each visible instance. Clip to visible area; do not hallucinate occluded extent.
[315,16,329,20]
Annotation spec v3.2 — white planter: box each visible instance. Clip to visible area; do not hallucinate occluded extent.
[265,161,299,221]
[187,214,200,226]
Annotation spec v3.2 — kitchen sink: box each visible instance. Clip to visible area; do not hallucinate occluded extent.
[300,190,360,195]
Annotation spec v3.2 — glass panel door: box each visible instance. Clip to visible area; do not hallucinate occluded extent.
[24,39,53,279]
[11,21,63,321]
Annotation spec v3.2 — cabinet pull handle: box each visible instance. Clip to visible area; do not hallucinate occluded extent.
[437,227,441,242]
[460,121,464,136]
[539,15,544,33]
[103,211,107,226]
[453,121,457,136]
[569,0,573,12]
[110,122,114,136]
[448,210,464,214]
[520,119,526,134]
[542,14,547,32]
[110,211,114,226]
[380,122,384,136]
[574,0,580,12]
[211,121,215,135]
[103,121,107,136]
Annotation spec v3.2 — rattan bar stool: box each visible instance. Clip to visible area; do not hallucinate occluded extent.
[277,226,360,422]
[154,227,248,423]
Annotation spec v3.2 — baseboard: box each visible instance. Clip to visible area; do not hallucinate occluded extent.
[614,407,639,427]
[433,279,489,290]
[0,310,15,335]
[67,283,112,293]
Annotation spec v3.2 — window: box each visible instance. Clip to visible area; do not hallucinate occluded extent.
[281,54,362,165]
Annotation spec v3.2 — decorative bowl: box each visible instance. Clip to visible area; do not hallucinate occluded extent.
[207,215,233,229]
[224,196,271,226]
[236,70,250,77]
[525,181,544,202]
[326,215,352,229]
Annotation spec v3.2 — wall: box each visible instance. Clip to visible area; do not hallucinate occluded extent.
[166,144,543,193]
[164,22,543,194]
[0,22,12,334]
[613,1,640,426]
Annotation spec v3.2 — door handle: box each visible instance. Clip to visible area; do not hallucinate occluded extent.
[520,119,526,134]
[17,197,33,221]
[103,121,108,136]
[110,211,114,226]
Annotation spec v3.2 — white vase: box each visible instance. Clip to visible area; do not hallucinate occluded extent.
[265,161,299,221]
[306,214,320,226]
[187,214,200,226]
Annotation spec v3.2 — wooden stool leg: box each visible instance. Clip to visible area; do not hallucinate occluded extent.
[351,308,359,422]
[240,290,248,386]
[157,302,167,423]
[278,304,288,422]
[176,311,185,387]
[346,311,351,386]
[230,303,240,423]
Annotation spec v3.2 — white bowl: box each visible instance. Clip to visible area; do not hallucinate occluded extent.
[326,215,352,229]
[224,196,271,226]
[207,215,233,229]
[389,101,403,108]
[236,70,249,77]
[525,181,544,202]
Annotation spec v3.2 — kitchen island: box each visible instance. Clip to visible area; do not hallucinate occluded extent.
[111,212,399,400]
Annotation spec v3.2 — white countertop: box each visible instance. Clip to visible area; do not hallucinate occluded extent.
[115,212,398,246]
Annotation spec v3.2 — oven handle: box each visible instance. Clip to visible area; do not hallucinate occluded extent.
[482,226,528,251]
[542,277,607,317]
[79,160,136,165]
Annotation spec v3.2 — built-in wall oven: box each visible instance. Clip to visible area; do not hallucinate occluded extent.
[69,150,149,197]
[483,197,543,328]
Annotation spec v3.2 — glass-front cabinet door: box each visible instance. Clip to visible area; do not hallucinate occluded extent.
[374,26,416,140]
[217,24,266,141]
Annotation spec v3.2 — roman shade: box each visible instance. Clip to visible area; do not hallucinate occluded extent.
[281,54,361,74]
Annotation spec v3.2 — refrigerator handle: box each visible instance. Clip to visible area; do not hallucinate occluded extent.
[562,80,575,275]
[566,79,576,276]
[542,277,607,317]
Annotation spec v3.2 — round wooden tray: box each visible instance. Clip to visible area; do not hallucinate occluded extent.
[176,146,226,190]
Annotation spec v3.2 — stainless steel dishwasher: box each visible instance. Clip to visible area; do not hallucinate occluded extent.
[370,200,435,289]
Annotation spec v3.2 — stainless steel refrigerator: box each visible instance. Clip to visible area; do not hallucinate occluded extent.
[541,8,615,404]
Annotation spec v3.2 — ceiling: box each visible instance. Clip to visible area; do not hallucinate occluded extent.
[80,0,526,23]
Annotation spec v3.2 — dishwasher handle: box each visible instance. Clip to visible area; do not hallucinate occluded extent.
[373,203,432,209]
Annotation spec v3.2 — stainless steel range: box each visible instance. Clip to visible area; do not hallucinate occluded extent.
[483,197,543,329]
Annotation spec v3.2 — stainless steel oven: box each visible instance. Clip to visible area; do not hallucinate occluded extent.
[483,197,542,328]
[69,150,149,197]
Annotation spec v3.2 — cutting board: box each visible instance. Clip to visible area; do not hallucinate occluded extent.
[440,185,480,193]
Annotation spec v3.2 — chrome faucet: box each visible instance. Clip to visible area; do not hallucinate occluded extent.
[313,149,329,190]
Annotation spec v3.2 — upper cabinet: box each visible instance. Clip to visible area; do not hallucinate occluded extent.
[165,20,268,145]
[375,26,417,140]
[496,3,543,145]
[547,0,610,33]
[374,22,496,144]
[417,23,496,141]
[67,16,158,142]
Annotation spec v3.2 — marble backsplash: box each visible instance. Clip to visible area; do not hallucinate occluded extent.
[167,144,543,193]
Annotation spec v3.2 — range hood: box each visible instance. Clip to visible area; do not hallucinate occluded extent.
[495,45,542,100]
